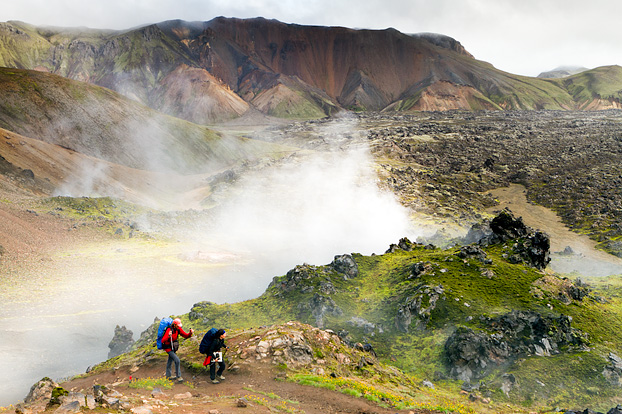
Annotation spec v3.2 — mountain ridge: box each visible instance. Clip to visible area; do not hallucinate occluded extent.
[1,18,621,122]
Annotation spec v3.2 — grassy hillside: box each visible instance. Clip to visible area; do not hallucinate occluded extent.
[0,21,54,68]
[149,232,622,411]
[558,65,622,108]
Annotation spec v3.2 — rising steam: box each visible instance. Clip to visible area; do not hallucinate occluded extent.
[204,146,415,267]
[1,114,419,406]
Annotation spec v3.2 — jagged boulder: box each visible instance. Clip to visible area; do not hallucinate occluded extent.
[444,327,510,381]
[465,209,551,269]
[108,325,135,358]
[489,209,530,241]
[566,279,591,301]
[513,230,550,270]
[395,285,444,333]
[602,352,622,386]
[456,245,491,264]
[409,261,432,278]
[331,254,358,279]
[57,392,96,412]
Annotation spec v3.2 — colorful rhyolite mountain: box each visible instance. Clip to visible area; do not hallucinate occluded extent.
[1,18,621,123]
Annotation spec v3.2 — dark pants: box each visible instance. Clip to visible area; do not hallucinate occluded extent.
[166,351,181,378]
[210,360,225,380]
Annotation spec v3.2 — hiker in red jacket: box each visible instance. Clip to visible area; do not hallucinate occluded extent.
[162,318,194,382]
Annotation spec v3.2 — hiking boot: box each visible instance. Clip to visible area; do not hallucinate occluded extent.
[211,379,220,384]
[177,377,184,382]
[218,375,226,380]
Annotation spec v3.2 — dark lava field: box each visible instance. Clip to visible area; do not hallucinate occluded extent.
[269,110,622,256]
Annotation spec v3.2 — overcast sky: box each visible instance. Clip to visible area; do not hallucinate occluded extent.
[1,0,620,77]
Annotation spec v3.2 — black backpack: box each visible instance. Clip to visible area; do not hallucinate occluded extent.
[199,328,218,354]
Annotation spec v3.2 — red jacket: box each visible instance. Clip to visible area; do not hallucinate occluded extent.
[162,326,192,352]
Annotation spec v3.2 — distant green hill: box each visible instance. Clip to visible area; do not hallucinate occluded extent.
[556,66,622,108]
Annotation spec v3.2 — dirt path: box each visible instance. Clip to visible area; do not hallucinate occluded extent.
[61,357,422,414]
[486,184,622,276]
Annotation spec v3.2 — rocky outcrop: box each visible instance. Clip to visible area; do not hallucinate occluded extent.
[395,285,445,333]
[108,325,135,359]
[231,322,382,379]
[409,261,433,278]
[466,210,551,269]
[236,326,313,365]
[269,264,325,292]
[603,352,622,386]
[456,245,491,264]
[268,259,353,298]
[299,293,343,328]
[444,310,588,382]
[386,237,430,253]
[17,381,131,414]
[330,254,358,279]
[445,327,510,382]
[15,377,60,413]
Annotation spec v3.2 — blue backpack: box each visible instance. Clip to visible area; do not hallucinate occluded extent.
[199,328,219,354]
[156,317,174,349]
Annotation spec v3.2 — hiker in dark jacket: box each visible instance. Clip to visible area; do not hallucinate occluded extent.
[162,318,193,382]
[207,329,227,384]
